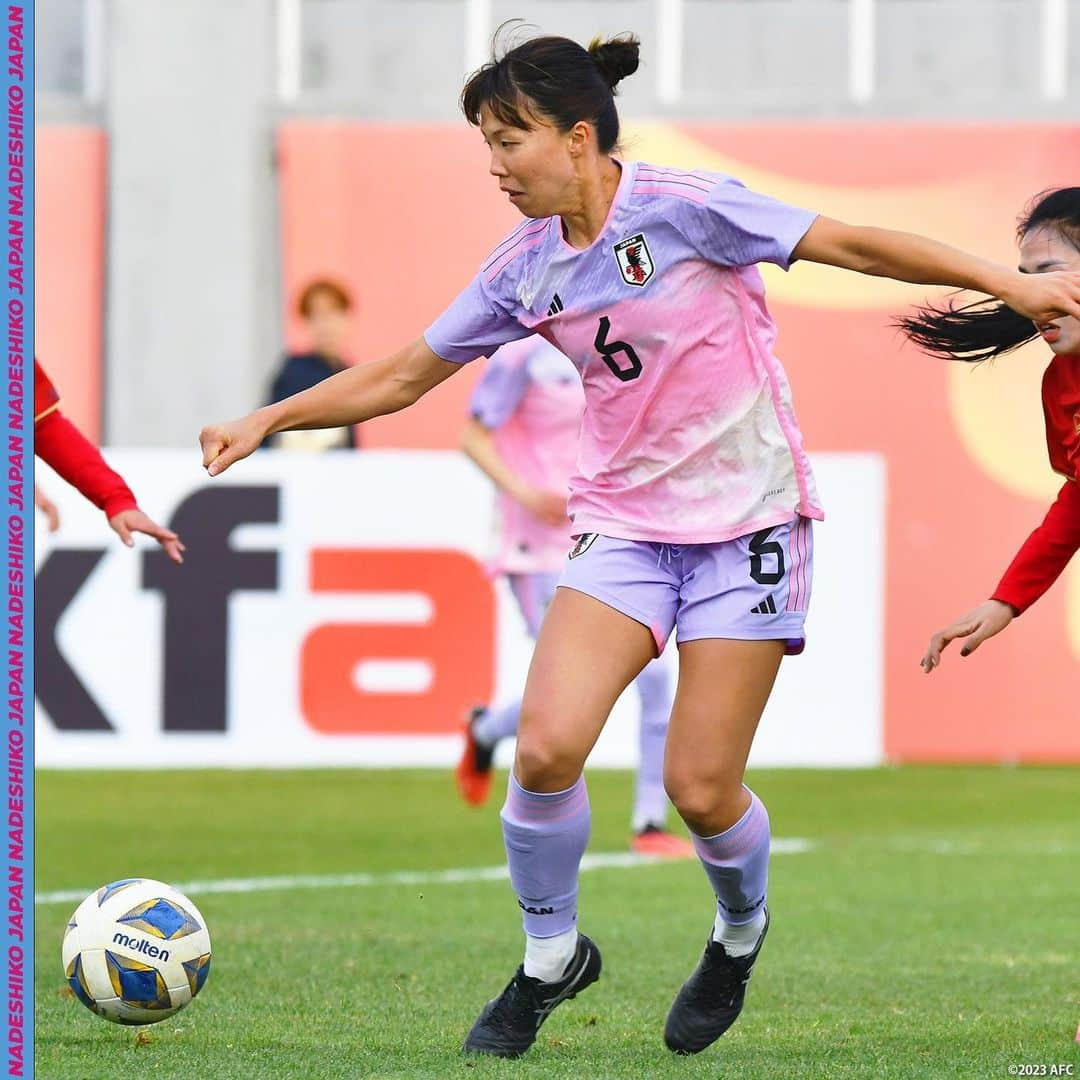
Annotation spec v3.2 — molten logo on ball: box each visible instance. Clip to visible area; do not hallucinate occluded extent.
[62,878,212,1025]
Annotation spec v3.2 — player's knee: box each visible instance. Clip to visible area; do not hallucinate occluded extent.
[514,732,582,792]
[665,771,746,835]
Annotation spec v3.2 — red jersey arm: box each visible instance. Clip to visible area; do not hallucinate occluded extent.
[991,480,1080,615]
[34,359,61,423]
[35,409,138,519]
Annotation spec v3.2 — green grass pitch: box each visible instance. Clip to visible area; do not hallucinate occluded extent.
[35,767,1080,1078]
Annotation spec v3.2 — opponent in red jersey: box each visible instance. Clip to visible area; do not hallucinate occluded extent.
[900,189,1080,670]
[34,360,184,564]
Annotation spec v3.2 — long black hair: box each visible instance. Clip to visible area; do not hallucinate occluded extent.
[898,187,1080,363]
[460,26,640,155]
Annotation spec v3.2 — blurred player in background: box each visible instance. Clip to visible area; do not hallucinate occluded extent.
[199,32,1080,1061]
[456,333,691,858]
[266,278,360,450]
[902,188,1080,670]
[34,358,184,564]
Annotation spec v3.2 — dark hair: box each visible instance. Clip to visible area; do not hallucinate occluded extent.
[297,279,352,319]
[460,27,640,155]
[898,187,1080,363]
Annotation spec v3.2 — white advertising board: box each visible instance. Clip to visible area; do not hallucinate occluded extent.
[34,450,884,768]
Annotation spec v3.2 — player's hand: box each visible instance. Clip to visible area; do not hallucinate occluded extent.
[200,414,268,477]
[519,487,569,527]
[998,270,1080,325]
[109,508,185,565]
[920,599,1014,673]
[34,484,61,533]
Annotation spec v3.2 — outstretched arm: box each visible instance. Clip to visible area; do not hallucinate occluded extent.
[36,409,137,518]
[793,217,1080,326]
[921,480,1080,672]
[991,480,1080,616]
[201,337,460,476]
[35,409,184,564]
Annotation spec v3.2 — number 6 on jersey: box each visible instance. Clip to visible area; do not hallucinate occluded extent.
[594,316,643,383]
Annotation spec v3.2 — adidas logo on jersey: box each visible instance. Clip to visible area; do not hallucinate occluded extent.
[750,596,777,615]
[547,293,564,317]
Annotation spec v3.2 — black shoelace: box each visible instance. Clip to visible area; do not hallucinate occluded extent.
[685,947,750,1007]
[486,969,542,1029]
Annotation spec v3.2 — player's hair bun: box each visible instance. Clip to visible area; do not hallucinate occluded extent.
[588,35,641,91]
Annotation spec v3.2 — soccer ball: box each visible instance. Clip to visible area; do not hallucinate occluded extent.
[62,878,212,1025]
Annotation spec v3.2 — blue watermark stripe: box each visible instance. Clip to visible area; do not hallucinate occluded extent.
[3,1,31,1076]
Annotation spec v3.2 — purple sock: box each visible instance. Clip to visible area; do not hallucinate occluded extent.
[500,775,591,938]
[691,787,770,925]
[473,700,522,747]
[631,661,673,831]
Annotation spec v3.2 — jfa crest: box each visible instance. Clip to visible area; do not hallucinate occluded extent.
[613,233,654,288]
[568,533,598,559]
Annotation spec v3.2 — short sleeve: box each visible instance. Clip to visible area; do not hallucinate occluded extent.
[424,274,529,365]
[690,178,818,270]
[469,343,533,429]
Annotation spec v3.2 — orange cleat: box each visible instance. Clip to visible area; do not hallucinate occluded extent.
[455,707,496,807]
[631,825,696,860]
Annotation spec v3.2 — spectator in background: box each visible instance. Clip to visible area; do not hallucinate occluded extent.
[266,278,360,449]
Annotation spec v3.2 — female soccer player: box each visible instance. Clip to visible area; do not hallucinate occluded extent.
[35,359,184,563]
[901,188,1080,670]
[456,333,690,858]
[199,35,1080,1058]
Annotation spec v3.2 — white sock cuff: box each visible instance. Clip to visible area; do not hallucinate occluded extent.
[523,927,579,982]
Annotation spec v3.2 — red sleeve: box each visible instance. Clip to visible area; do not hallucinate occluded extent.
[35,410,138,519]
[33,359,60,422]
[991,480,1080,615]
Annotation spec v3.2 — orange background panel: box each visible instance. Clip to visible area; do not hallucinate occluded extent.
[35,126,106,441]
[277,123,520,449]
[301,548,496,735]
[278,121,1080,762]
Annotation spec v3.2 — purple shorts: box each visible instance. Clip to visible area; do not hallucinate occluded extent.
[557,517,814,655]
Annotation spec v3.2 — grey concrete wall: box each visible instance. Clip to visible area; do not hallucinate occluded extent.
[38,0,85,95]
[297,0,1080,120]
[104,0,279,446]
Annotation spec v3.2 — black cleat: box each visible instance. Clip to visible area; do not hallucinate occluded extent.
[664,909,769,1055]
[463,934,602,1058]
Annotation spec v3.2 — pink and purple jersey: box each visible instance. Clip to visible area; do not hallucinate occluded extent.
[470,336,584,573]
[426,162,824,543]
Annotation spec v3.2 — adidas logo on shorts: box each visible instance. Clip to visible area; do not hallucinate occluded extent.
[750,595,777,615]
